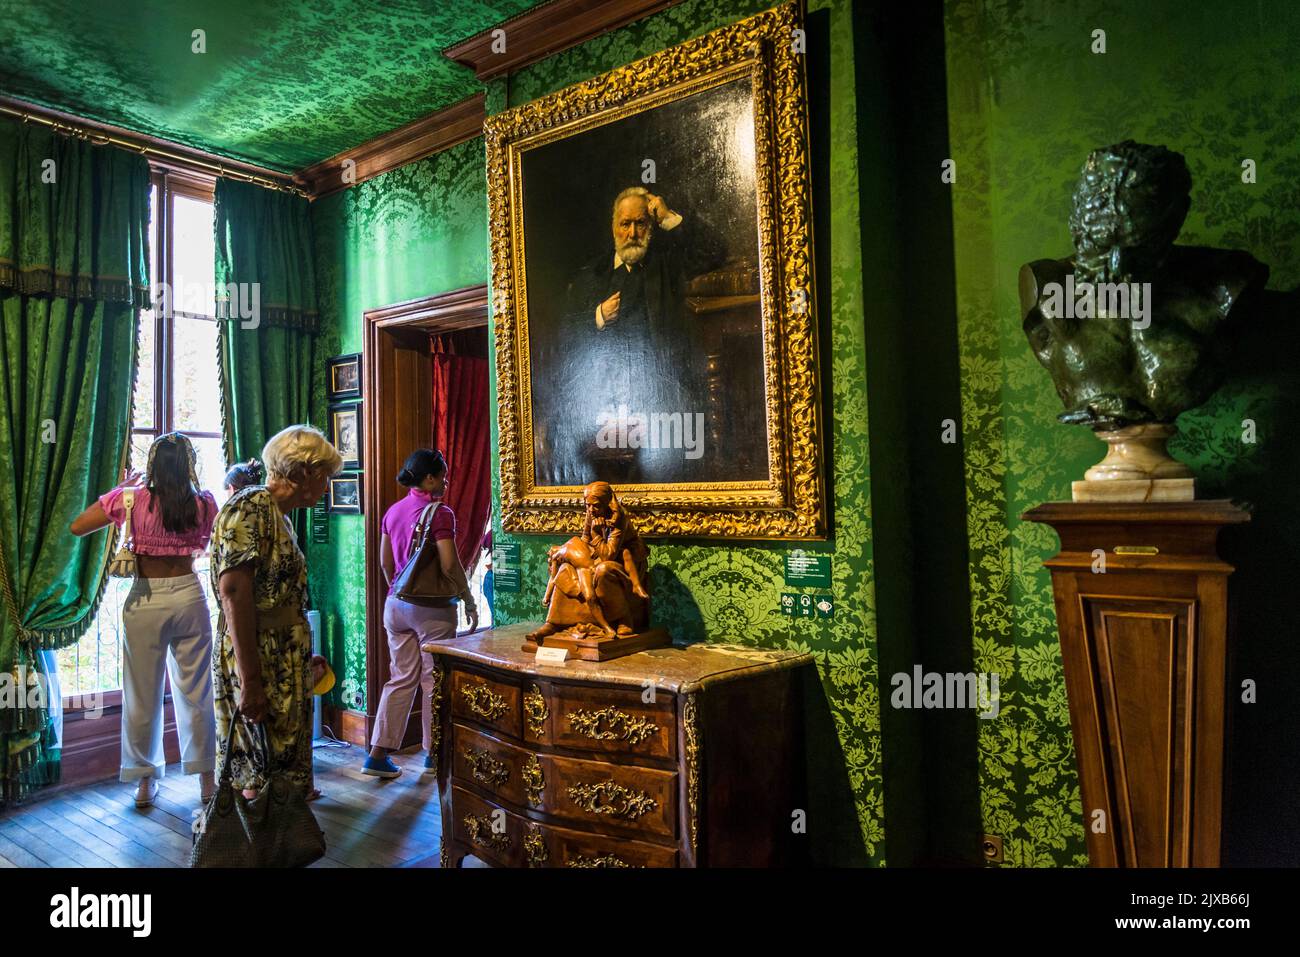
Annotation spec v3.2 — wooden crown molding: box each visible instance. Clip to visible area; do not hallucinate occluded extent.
[294,94,486,200]
[297,1,689,197]
[443,0,685,81]
[364,284,490,331]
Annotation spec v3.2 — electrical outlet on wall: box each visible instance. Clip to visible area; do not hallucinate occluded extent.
[982,834,1004,864]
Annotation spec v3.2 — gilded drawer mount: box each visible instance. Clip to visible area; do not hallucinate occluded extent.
[567,854,637,868]
[524,824,548,867]
[522,753,544,806]
[566,780,658,820]
[462,746,509,788]
[567,706,658,745]
[464,813,512,852]
[461,683,509,721]
[524,683,548,735]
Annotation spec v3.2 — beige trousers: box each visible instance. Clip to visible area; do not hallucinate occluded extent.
[370,597,457,752]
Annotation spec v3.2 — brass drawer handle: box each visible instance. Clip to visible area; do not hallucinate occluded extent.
[461,683,509,721]
[463,813,512,852]
[566,853,637,868]
[523,753,545,806]
[524,684,549,736]
[524,824,548,867]
[567,706,658,745]
[565,779,657,821]
[461,746,509,788]
[1113,545,1159,555]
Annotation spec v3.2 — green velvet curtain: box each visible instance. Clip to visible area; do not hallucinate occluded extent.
[214,179,321,546]
[0,117,150,804]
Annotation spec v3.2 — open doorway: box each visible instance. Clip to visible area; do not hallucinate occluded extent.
[361,285,491,750]
[430,327,495,630]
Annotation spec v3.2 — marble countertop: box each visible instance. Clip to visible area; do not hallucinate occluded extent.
[424,622,814,694]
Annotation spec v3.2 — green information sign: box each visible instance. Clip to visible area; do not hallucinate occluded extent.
[784,551,831,588]
[493,542,521,592]
[779,592,817,619]
[310,503,330,544]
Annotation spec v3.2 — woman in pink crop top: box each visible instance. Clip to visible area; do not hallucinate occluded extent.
[70,432,219,808]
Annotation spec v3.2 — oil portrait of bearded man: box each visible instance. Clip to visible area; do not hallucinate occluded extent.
[521,78,770,488]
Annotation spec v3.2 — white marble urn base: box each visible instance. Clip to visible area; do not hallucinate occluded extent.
[1071,423,1195,502]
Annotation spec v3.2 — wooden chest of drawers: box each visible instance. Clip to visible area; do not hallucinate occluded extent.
[426,624,814,868]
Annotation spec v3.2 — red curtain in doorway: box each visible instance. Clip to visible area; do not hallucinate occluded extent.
[431,350,491,572]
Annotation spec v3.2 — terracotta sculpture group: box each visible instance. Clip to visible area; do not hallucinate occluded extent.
[525,482,659,657]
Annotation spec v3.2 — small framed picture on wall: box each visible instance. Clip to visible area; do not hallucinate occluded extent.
[330,402,362,470]
[329,472,363,513]
[327,353,362,400]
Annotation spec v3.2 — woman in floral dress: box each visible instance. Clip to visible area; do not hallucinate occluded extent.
[210,425,341,798]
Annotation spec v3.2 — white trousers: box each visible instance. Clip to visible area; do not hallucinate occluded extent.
[119,573,216,781]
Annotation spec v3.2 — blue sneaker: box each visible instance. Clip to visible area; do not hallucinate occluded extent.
[362,755,402,779]
[422,753,437,775]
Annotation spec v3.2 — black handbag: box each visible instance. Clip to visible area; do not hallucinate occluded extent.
[191,712,326,868]
[390,503,460,607]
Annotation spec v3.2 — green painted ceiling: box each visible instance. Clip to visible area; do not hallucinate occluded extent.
[0,0,541,171]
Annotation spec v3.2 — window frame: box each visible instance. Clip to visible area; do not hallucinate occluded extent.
[136,167,221,449]
[60,166,219,711]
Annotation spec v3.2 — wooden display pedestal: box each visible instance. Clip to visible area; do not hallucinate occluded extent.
[523,627,671,661]
[1023,500,1249,867]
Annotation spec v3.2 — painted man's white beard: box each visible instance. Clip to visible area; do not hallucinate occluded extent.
[617,237,650,264]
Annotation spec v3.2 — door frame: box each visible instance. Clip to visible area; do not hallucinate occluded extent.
[361,284,489,747]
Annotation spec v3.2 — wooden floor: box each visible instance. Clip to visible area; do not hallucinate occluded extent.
[0,742,474,868]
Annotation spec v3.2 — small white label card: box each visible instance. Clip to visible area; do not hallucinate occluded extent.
[535,646,569,664]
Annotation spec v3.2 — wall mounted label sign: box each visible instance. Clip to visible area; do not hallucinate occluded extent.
[784,552,831,588]
[780,592,816,618]
[493,541,521,592]
[814,595,834,618]
[311,503,330,544]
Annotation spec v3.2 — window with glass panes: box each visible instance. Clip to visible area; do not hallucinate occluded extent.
[57,170,227,697]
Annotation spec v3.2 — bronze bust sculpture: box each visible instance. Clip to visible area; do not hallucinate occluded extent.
[1020,141,1268,497]
[524,482,665,659]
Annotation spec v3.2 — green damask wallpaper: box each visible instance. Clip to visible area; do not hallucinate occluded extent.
[308,137,490,713]
[944,0,1300,866]
[0,0,536,170]
[309,0,885,865]
[485,0,882,865]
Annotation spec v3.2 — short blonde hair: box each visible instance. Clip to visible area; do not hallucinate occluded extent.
[262,425,343,483]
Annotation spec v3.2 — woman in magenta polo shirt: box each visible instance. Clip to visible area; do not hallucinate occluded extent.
[363,449,479,779]
[70,433,219,807]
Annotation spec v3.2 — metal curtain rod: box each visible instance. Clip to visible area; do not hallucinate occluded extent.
[0,102,308,198]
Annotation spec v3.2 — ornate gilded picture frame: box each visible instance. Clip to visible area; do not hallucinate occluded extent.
[488,0,823,539]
